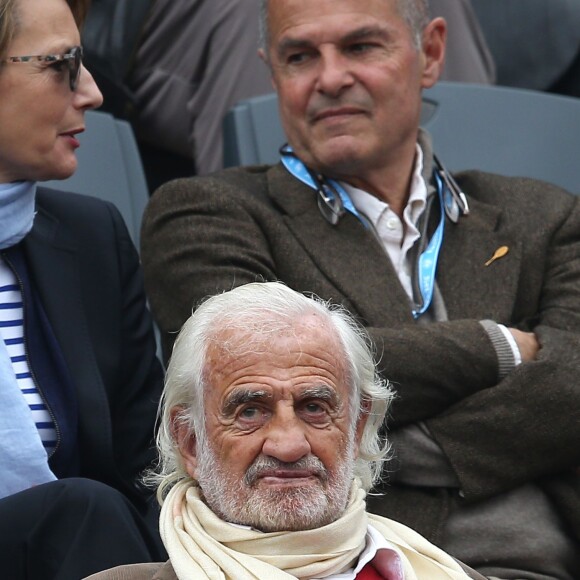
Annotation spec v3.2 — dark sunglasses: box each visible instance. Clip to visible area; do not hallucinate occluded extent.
[1,45,83,91]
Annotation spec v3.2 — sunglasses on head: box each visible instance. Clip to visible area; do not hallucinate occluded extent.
[1,45,83,91]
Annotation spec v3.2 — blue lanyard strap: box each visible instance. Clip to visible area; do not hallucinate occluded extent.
[280,148,446,319]
[412,171,446,318]
[281,149,361,220]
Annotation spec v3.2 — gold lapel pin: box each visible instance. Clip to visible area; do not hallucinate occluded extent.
[485,246,509,267]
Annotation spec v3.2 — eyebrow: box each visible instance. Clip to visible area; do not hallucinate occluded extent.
[221,384,340,414]
[222,389,271,415]
[276,37,313,60]
[341,25,391,45]
[277,25,390,59]
[298,385,338,404]
[35,42,79,55]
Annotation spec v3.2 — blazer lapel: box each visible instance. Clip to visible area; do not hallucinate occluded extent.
[267,166,522,326]
[267,166,415,326]
[438,196,522,323]
[23,200,114,471]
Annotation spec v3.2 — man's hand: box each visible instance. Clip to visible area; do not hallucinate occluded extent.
[509,328,540,362]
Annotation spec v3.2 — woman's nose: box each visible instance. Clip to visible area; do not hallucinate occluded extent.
[74,65,104,110]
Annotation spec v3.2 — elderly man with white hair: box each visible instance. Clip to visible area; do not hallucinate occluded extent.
[88,282,484,580]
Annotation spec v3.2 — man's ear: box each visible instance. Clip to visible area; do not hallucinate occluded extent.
[170,406,198,479]
[258,48,278,91]
[420,17,447,89]
[354,399,372,458]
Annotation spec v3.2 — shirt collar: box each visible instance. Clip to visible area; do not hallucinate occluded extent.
[339,144,428,231]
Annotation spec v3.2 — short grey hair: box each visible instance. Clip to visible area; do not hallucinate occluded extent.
[150,282,394,502]
[259,0,431,57]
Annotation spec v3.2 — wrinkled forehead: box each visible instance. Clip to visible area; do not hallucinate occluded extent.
[267,0,402,38]
[264,0,412,66]
[203,311,349,382]
[209,311,343,355]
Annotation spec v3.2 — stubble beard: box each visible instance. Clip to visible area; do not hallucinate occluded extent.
[195,440,356,533]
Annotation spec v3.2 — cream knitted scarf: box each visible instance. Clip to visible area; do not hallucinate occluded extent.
[160,479,470,579]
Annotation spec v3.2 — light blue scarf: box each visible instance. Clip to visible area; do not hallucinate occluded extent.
[0,181,56,499]
[0,180,36,249]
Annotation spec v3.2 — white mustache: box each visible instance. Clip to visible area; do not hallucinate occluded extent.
[244,455,327,485]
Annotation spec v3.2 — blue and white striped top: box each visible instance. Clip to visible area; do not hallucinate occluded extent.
[0,257,57,454]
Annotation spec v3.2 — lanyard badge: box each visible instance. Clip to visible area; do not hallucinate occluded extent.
[280,146,454,319]
[280,149,361,224]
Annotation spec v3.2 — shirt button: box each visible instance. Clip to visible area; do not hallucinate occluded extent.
[386,218,399,230]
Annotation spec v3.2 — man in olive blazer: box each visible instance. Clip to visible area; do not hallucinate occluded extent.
[140,0,580,577]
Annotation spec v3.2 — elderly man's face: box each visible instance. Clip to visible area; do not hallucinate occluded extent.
[178,313,367,532]
[263,0,443,185]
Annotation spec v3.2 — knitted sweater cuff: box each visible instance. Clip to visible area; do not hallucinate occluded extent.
[479,319,517,380]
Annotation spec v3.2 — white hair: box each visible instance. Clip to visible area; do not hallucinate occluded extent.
[148,282,394,502]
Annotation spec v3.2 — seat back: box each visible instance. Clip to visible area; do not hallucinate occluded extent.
[223,82,580,195]
[223,92,283,168]
[44,110,150,246]
[421,82,580,195]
